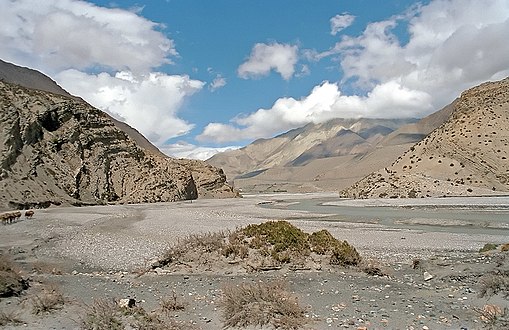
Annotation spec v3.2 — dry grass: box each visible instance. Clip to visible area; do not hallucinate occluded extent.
[478,273,509,298]
[0,310,23,326]
[159,291,186,314]
[80,298,123,330]
[31,285,65,315]
[220,280,307,330]
[474,304,509,329]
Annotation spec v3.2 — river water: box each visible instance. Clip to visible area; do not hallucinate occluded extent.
[261,195,509,236]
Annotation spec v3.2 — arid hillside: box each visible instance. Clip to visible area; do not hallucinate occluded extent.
[0,80,236,210]
[341,77,509,198]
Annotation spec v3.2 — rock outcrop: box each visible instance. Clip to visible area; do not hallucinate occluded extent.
[340,78,509,198]
[0,80,236,210]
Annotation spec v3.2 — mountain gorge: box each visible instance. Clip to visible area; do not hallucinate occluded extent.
[0,61,236,210]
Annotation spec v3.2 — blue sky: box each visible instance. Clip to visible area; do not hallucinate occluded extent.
[1,0,509,159]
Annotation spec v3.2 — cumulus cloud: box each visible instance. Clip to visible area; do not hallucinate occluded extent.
[0,0,176,74]
[198,81,432,143]
[160,141,240,160]
[57,70,204,145]
[200,0,509,143]
[237,42,299,80]
[210,75,227,91]
[330,13,355,35]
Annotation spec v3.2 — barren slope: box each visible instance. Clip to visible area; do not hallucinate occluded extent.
[208,118,414,181]
[341,78,509,198]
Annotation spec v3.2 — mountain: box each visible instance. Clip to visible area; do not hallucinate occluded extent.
[0,61,236,210]
[340,77,509,198]
[207,118,417,193]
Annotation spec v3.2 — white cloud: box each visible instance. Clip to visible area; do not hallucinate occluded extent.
[160,141,240,160]
[201,0,509,143]
[56,70,204,145]
[328,0,509,103]
[198,80,432,143]
[0,0,176,74]
[330,13,355,35]
[210,75,227,91]
[237,42,298,80]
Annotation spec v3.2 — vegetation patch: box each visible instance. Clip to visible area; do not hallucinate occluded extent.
[159,221,361,272]
[31,286,65,315]
[220,280,307,329]
[480,243,499,253]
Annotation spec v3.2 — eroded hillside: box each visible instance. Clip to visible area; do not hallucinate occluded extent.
[341,78,509,198]
[0,81,236,210]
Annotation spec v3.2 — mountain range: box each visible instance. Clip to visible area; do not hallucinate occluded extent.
[208,78,508,197]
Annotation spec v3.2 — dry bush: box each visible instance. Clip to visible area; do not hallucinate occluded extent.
[80,298,123,330]
[161,231,229,265]
[0,254,29,297]
[501,243,509,252]
[0,310,22,326]
[160,291,186,314]
[478,273,509,298]
[474,304,509,329]
[220,280,307,329]
[31,286,65,315]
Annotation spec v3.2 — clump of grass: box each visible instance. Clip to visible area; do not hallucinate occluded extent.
[480,243,499,253]
[0,310,22,326]
[80,299,123,330]
[31,286,65,315]
[220,280,307,330]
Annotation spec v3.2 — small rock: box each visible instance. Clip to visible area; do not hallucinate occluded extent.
[423,272,434,281]
[72,270,78,275]
[118,298,136,308]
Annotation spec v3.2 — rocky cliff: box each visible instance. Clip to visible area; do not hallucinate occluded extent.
[340,77,509,198]
[0,80,236,210]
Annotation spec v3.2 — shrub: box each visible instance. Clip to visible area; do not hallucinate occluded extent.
[243,221,309,254]
[501,243,509,252]
[480,243,499,253]
[80,299,123,330]
[31,286,65,315]
[330,241,362,266]
[478,273,509,298]
[220,281,307,329]
[309,229,345,255]
[0,310,22,326]
[160,291,186,313]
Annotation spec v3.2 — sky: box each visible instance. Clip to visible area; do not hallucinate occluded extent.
[1,0,509,160]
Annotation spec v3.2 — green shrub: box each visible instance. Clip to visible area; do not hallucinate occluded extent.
[480,243,499,253]
[309,230,340,255]
[330,241,362,266]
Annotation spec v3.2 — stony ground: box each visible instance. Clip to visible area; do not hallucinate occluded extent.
[0,194,508,329]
